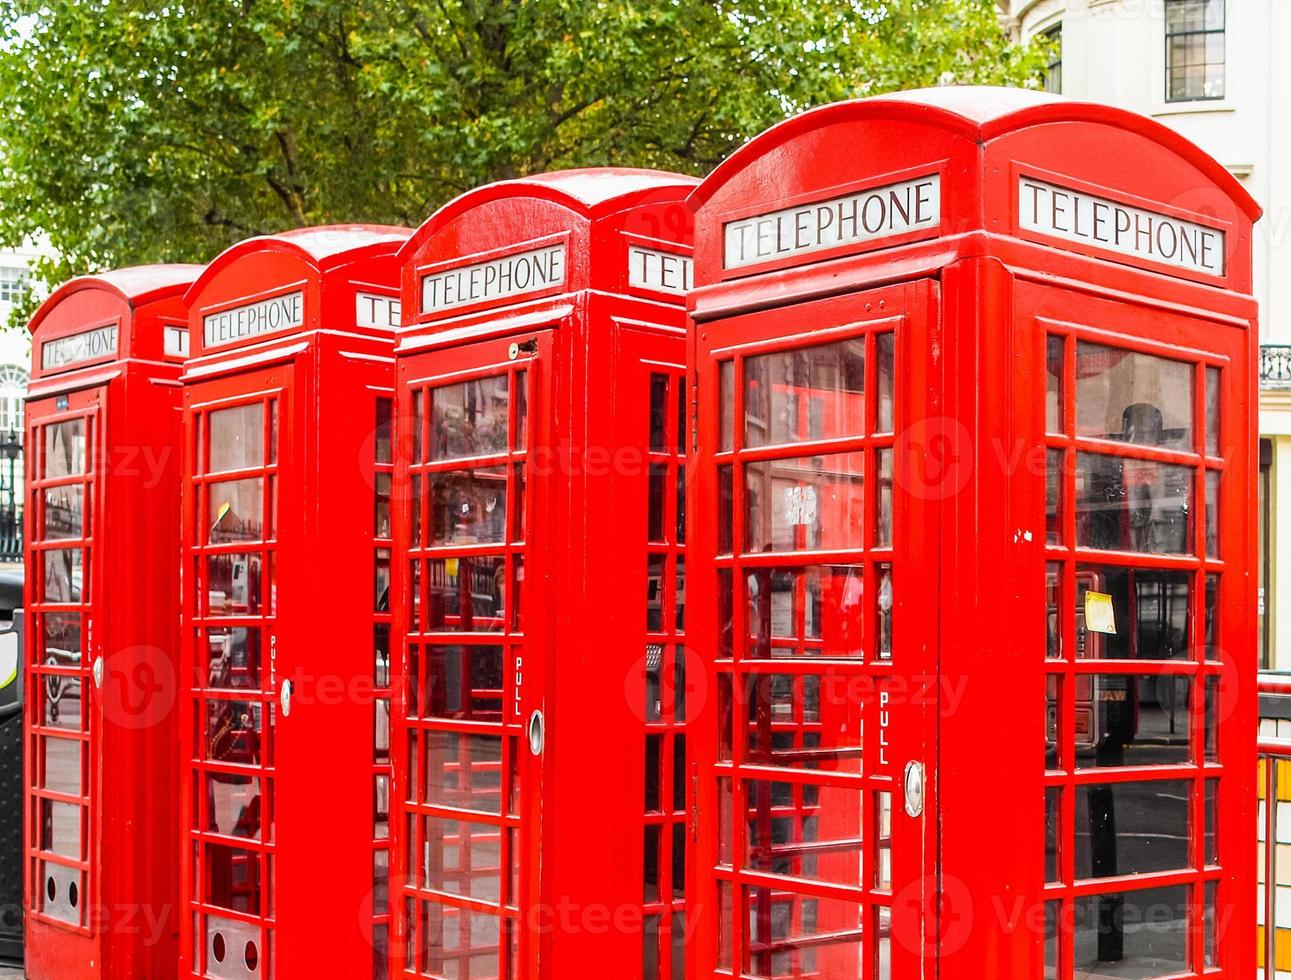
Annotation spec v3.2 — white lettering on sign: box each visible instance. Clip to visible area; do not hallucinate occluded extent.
[1018,177,1225,277]
[203,291,305,349]
[628,246,693,295]
[164,326,189,358]
[422,244,566,314]
[723,175,941,270]
[356,292,401,329]
[41,324,118,370]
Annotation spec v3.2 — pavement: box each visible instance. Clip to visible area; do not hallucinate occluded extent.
[0,965,21,978]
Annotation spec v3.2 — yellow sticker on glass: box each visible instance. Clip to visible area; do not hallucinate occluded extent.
[1085,591,1117,635]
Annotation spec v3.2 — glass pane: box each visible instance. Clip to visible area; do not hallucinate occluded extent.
[1073,886,1187,976]
[1074,780,1191,878]
[1045,902,1060,979]
[1047,564,1063,659]
[742,889,863,978]
[649,374,669,452]
[42,612,82,661]
[43,485,83,540]
[876,332,895,434]
[206,775,262,839]
[204,843,261,914]
[513,371,528,453]
[424,732,503,814]
[206,553,263,616]
[1047,335,1065,433]
[42,549,81,603]
[1076,566,1190,660]
[1045,787,1061,883]
[876,449,893,547]
[743,779,861,887]
[41,736,82,795]
[429,467,508,546]
[1205,366,1220,455]
[743,453,864,553]
[1206,470,1220,557]
[744,338,865,447]
[744,672,862,775]
[1075,454,1192,555]
[375,398,393,465]
[427,557,507,632]
[1047,450,1064,545]
[43,419,86,479]
[719,360,734,452]
[422,817,501,903]
[744,565,864,659]
[423,645,504,721]
[204,627,261,690]
[40,673,82,731]
[421,905,500,979]
[208,403,264,473]
[431,377,509,461]
[40,798,81,858]
[1074,675,1191,767]
[375,472,392,538]
[208,478,265,544]
[1076,343,1194,450]
[204,700,262,767]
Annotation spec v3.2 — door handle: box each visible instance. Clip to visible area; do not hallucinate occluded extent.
[279,678,293,717]
[904,761,925,818]
[527,709,545,756]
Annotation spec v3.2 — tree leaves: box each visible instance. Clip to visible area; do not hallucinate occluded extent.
[0,0,1048,323]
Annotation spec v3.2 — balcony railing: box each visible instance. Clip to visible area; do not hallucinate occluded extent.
[1261,345,1291,389]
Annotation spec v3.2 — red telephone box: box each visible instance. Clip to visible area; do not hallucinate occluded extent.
[178,226,409,980]
[23,264,201,979]
[686,87,1259,977]
[390,169,696,979]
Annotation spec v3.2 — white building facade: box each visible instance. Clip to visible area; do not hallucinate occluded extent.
[1006,0,1288,671]
[0,243,41,563]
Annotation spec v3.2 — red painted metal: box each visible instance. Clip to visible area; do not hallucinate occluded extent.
[23,264,201,979]
[177,225,409,980]
[687,87,1260,978]
[390,169,696,979]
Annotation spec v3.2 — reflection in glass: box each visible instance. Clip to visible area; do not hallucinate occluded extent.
[205,700,262,766]
[423,645,504,720]
[1076,343,1194,450]
[206,774,261,839]
[43,485,83,540]
[375,398,393,465]
[1046,565,1063,660]
[877,449,893,547]
[1074,780,1190,878]
[375,472,392,538]
[719,360,734,452]
[1205,779,1218,866]
[1045,787,1061,883]
[208,479,265,544]
[204,627,260,689]
[744,339,865,447]
[41,613,82,662]
[649,374,669,453]
[1046,449,1063,545]
[204,843,261,914]
[422,816,502,902]
[41,735,82,795]
[513,370,528,452]
[743,453,864,553]
[206,553,262,616]
[429,467,507,545]
[1076,454,1192,555]
[744,672,860,775]
[1206,366,1221,457]
[1206,470,1220,557]
[424,732,503,814]
[427,556,507,632]
[41,673,82,731]
[744,565,863,659]
[877,565,893,660]
[876,332,895,434]
[743,779,861,887]
[1074,675,1191,767]
[1073,885,1187,976]
[40,798,81,858]
[1046,336,1064,434]
[743,888,863,978]
[431,377,509,461]
[420,905,500,979]
[42,549,81,603]
[208,403,264,473]
[44,419,87,479]
[1044,902,1060,979]
[1076,567,1190,660]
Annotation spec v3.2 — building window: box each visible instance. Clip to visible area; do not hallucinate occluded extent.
[0,268,27,304]
[0,366,26,435]
[1043,24,1063,95]
[1260,438,1273,669]
[1165,0,1225,102]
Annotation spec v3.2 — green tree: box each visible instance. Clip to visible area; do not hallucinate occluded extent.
[0,0,1047,320]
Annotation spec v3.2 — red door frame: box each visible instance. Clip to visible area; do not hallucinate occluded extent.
[687,281,941,979]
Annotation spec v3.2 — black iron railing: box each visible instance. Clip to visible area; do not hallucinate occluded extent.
[1260,345,1291,389]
